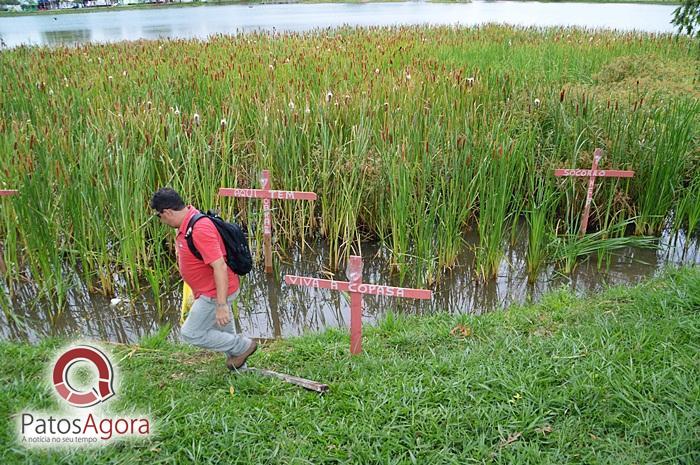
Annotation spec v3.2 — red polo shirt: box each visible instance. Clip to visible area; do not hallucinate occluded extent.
[175,206,239,299]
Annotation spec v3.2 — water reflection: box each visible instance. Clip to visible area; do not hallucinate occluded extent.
[1,227,697,344]
[41,28,92,45]
[142,24,173,39]
[0,1,679,48]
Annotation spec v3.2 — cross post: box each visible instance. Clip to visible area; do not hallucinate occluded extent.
[554,148,634,235]
[285,255,433,354]
[219,170,317,273]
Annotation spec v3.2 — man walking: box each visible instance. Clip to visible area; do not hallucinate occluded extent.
[150,187,257,370]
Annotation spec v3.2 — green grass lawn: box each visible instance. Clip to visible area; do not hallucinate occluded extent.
[1,266,698,463]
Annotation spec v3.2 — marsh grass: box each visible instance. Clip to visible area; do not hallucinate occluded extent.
[0,26,697,310]
[551,220,657,274]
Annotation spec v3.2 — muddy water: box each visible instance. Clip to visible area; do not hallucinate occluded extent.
[2,227,697,344]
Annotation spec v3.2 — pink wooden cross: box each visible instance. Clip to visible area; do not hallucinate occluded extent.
[554,148,634,235]
[0,189,17,274]
[219,170,317,273]
[285,255,433,354]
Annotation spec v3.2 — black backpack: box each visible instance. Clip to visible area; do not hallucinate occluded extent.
[184,210,253,275]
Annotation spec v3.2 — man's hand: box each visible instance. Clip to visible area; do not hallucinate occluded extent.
[216,304,231,326]
[210,257,231,326]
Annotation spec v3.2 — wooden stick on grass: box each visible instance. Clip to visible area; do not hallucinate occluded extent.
[240,367,329,393]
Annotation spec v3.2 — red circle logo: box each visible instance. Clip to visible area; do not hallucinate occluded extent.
[52,345,115,408]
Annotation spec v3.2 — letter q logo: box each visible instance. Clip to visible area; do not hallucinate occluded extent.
[52,345,115,408]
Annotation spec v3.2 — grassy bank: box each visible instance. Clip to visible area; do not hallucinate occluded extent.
[0,26,698,308]
[1,266,699,463]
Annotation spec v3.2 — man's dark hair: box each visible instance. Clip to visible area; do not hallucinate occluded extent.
[150,187,186,212]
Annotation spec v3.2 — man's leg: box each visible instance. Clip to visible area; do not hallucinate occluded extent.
[180,292,251,356]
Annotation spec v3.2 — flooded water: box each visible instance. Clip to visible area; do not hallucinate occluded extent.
[2,227,698,344]
[0,1,679,48]
[0,1,691,343]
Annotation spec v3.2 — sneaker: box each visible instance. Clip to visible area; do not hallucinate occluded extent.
[227,340,258,371]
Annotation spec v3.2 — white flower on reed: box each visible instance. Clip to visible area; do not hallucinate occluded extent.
[173,107,180,115]
[269,64,274,70]
[467,77,475,87]
[193,113,200,126]
[534,98,541,108]
[325,91,333,102]
[48,89,54,96]
[375,68,380,74]
[305,106,311,114]
[405,72,411,81]
[220,118,227,129]
[108,75,113,81]
[288,101,295,110]
[122,70,127,77]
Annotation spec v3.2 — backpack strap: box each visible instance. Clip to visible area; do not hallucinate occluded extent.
[184,213,206,261]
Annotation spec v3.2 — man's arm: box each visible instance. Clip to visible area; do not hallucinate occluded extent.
[211,257,231,326]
